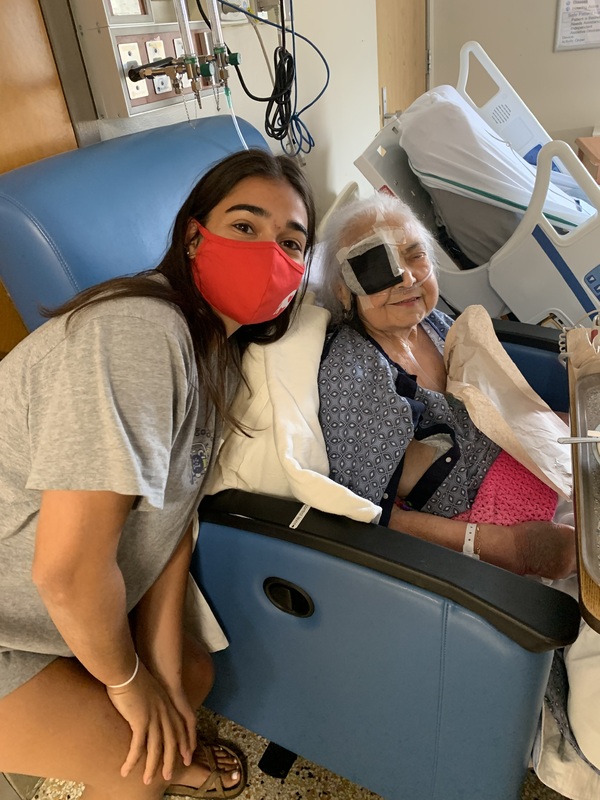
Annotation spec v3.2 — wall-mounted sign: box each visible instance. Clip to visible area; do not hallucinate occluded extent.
[108,0,147,16]
[556,0,600,50]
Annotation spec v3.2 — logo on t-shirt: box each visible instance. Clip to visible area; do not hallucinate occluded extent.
[190,427,213,484]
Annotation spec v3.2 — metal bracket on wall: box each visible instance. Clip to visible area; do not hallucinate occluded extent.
[37,0,102,148]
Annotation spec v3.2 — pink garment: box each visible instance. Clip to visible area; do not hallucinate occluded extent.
[454,450,558,525]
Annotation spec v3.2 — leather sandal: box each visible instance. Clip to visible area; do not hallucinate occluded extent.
[165,742,247,799]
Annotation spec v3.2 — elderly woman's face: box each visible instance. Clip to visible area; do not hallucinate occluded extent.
[343,215,438,334]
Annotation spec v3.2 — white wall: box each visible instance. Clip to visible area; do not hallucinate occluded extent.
[430,0,600,147]
[71,1,600,220]
[97,3,380,221]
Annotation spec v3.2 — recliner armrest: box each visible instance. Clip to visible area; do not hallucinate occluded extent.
[200,489,580,653]
[493,317,562,351]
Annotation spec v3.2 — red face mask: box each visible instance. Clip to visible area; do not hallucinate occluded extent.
[191,223,305,325]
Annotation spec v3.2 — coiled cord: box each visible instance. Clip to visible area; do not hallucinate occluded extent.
[264,45,294,141]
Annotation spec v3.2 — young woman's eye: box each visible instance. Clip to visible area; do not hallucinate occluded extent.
[281,239,303,252]
[233,222,253,234]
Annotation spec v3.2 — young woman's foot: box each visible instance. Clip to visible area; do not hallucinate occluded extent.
[166,742,245,797]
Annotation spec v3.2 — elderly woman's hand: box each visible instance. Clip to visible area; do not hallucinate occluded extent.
[389,507,577,580]
[512,520,577,580]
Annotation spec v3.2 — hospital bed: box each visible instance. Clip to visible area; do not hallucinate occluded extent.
[0,117,580,800]
[355,41,600,329]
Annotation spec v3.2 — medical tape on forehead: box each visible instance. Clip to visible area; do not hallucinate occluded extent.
[336,227,409,296]
[336,227,408,264]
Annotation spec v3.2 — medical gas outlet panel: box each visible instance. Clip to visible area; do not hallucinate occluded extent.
[69,0,222,118]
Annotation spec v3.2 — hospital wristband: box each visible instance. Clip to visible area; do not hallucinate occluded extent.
[106,653,139,689]
[462,522,481,560]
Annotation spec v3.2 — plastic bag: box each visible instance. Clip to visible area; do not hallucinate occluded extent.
[444,305,571,499]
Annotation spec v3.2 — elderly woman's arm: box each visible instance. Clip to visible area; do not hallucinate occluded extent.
[389,506,577,580]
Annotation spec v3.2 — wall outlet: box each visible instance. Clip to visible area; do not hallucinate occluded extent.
[146,39,172,94]
[117,42,149,100]
[255,0,291,20]
[152,74,172,94]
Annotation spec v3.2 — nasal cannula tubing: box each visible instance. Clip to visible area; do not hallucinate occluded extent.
[225,86,249,151]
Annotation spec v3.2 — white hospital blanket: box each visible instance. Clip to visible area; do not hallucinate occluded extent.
[206,296,382,523]
[397,85,594,230]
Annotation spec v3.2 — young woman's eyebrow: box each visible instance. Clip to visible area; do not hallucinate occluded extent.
[225,204,308,238]
[225,203,268,216]
[288,220,309,238]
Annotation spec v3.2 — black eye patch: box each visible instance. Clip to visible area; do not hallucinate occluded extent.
[346,243,405,295]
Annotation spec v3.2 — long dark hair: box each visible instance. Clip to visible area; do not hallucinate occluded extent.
[44,148,316,431]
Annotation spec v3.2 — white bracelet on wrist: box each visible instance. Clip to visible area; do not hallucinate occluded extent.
[463,522,481,560]
[106,653,139,689]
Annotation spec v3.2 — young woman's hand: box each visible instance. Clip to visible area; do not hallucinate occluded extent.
[151,672,198,764]
[106,659,190,784]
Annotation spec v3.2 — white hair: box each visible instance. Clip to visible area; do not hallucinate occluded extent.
[317,192,438,325]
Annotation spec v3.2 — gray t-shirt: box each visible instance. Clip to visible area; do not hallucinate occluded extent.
[0,293,225,697]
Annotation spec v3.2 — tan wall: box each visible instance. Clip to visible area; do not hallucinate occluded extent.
[429,0,600,146]
[0,294,28,358]
[0,0,76,173]
[376,0,427,126]
[0,0,77,355]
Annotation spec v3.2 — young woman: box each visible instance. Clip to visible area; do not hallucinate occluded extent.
[0,147,315,800]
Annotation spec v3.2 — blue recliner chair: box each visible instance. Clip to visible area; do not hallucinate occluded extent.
[0,117,581,800]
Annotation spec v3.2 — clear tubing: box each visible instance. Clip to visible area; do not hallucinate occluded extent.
[172,0,196,56]
[225,87,249,150]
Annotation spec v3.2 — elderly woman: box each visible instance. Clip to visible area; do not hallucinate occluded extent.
[209,191,600,800]
[317,192,576,579]
[316,193,600,799]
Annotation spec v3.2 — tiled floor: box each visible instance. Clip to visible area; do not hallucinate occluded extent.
[9,708,568,800]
